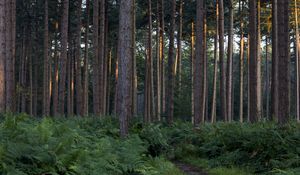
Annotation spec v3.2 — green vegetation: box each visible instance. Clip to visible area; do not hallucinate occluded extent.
[0,114,299,175]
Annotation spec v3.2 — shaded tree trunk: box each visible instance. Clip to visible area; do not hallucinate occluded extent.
[219,0,226,121]
[0,0,5,112]
[58,0,69,115]
[117,0,134,137]
[82,0,90,116]
[194,0,205,125]
[271,0,278,121]
[177,0,183,90]
[52,22,59,116]
[295,0,300,122]
[277,0,290,124]
[43,0,50,116]
[191,21,195,123]
[239,0,244,122]
[249,0,261,122]
[167,0,176,124]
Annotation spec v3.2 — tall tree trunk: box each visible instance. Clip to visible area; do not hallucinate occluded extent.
[43,0,50,116]
[203,9,208,121]
[219,0,226,121]
[191,21,195,123]
[99,0,105,115]
[53,23,59,116]
[117,0,134,137]
[249,0,261,122]
[75,0,83,116]
[92,0,100,115]
[132,0,137,117]
[271,0,279,121]
[257,0,262,120]
[177,0,183,90]
[144,0,153,123]
[5,0,15,112]
[58,0,69,115]
[295,0,300,122]
[82,0,90,116]
[265,36,270,120]
[226,0,233,122]
[211,1,219,123]
[194,0,205,125]
[239,0,244,122]
[0,0,5,112]
[277,0,290,124]
[167,0,176,124]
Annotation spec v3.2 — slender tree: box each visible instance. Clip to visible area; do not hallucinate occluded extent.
[219,0,226,121]
[239,0,244,122]
[226,0,233,122]
[0,0,5,112]
[58,0,69,115]
[295,0,300,122]
[177,0,183,89]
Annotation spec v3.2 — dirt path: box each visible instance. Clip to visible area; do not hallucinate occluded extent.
[173,161,209,175]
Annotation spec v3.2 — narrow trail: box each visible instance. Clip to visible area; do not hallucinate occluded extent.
[173,161,209,175]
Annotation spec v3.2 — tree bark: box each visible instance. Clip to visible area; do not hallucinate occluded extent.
[117,0,134,137]
[58,0,69,115]
[191,21,195,123]
[177,0,183,90]
[211,1,219,123]
[43,0,50,116]
[167,0,176,125]
[53,22,59,116]
[92,0,100,115]
[82,0,90,116]
[239,0,244,122]
[0,0,5,112]
[194,0,205,125]
[99,0,105,115]
[75,0,83,116]
[219,0,226,121]
[295,0,300,122]
[271,0,279,121]
[277,0,290,124]
[226,0,233,122]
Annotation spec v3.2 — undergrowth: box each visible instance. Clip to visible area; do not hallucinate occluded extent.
[0,113,299,175]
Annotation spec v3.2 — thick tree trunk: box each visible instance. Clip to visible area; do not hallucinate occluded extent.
[43,0,50,116]
[211,1,219,123]
[117,0,134,137]
[82,0,90,116]
[239,0,244,122]
[194,0,204,125]
[0,0,5,112]
[226,0,233,122]
[249,0,261,122]
[271,0,279,121]
[219,0,226,121]
[58,0,69,115]
[277,0,290,124]
[257,0,262,120]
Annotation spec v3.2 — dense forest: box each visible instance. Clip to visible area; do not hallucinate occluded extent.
[0,0,300,174]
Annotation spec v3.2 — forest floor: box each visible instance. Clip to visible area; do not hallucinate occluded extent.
[174,161,209,175]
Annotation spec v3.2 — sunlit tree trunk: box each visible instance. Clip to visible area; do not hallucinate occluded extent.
[226,0,233,122]
[191,21,195,123]
[211,1,219,123]
[52,22,59,116]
